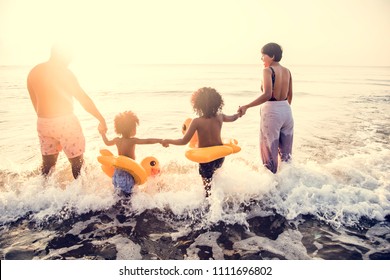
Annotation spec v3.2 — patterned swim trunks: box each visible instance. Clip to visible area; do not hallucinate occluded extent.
[112,168,135,194]
[37,114,85,158]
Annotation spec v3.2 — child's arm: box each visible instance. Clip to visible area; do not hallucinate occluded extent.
[132,138,163,145]
[222,113,240,122]
[101,133,117,146]
[163,118,198,146]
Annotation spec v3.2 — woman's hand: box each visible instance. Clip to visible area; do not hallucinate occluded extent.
[238,105,248,117]
[98,121,107,135]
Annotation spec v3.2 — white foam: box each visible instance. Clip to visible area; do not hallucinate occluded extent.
[0,160,116,224]
[0,140,389,230]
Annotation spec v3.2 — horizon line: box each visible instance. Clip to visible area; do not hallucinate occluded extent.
[1,63,389,68]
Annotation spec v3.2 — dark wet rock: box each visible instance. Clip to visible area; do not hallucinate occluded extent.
[222,249,242,260]
[358,216,384,229]
[39,210,102,233]
[241,250,286,260]
[80,222,101,234]
[94,243,118,260]
[116,214,127,223]
[138,236,185,260]
[47,233,81,250]
[288,217,380,260]
[301,231,333,255]
[317,245,362,260]
[213,222,249,250]
[343,243,370,255]
[61,241,117,260]
[209,222,253,259]
[134,210,178,237]
[369,251,390,260]
[91,226,128,240]
[116,226,133,237]
[46,255,66,260]
[197,245,213,259]
[1,201,389,260]
[33,247,51,259]
[239,251,262,260]
[344,229,369,240]
[175,238,195,254]
[248,214,288,240]
[5,249,35,260]
[99,214,114,224]
[5,211,33,228]
[298,218,339,256]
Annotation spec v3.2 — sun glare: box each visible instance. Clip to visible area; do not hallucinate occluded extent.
[1,0,390,67]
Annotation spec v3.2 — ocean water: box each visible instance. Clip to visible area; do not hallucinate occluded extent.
[0,64,389,260]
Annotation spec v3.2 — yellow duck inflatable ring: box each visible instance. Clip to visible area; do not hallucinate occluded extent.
[181,118,241,163]
[97,149,160,185]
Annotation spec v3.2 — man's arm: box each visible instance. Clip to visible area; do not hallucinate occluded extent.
[68,71,107,133]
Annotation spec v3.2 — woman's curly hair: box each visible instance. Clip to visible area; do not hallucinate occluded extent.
[191,87,224,118]
[114,111,139,138]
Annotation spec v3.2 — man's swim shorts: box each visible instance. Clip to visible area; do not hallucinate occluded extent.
[37,114,85,158]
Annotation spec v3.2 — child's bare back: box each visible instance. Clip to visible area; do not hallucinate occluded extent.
[189,115,223,148]
[161,87,240,197]
[114,137,136,159]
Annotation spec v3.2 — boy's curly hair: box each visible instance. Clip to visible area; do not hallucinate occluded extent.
[191,87,224,118]
[114,111,139,138]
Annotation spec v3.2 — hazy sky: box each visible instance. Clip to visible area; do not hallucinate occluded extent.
[1,0,389,66]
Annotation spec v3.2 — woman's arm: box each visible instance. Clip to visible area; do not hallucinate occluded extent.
[238,68,273,116]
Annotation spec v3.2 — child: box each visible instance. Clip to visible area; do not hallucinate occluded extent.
[100,110,163,195]
[162,87,240,197]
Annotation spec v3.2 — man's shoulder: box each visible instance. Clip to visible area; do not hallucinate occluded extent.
[29,62,47,75]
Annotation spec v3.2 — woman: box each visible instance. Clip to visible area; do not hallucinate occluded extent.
[238,42,293,173]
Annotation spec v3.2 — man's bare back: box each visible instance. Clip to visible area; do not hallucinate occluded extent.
[27,61,78,118]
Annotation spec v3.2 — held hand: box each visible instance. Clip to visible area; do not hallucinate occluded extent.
[98,121,107,135]
[161,139,170,147]
[237,105,247,117]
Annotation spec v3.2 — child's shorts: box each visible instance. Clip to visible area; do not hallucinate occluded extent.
[199,157,225,180]
[37,114,85,158]
[112,168,135,194]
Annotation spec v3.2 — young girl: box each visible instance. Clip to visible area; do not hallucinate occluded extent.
[162,87,240,197]
[100,110,163,195]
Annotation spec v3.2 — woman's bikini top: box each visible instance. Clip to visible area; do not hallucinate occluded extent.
[269,67,288,101]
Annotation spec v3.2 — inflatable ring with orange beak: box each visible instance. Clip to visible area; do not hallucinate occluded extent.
[97,149,160,185]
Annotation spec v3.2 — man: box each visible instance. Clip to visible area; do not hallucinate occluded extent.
[27,44,107,178]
